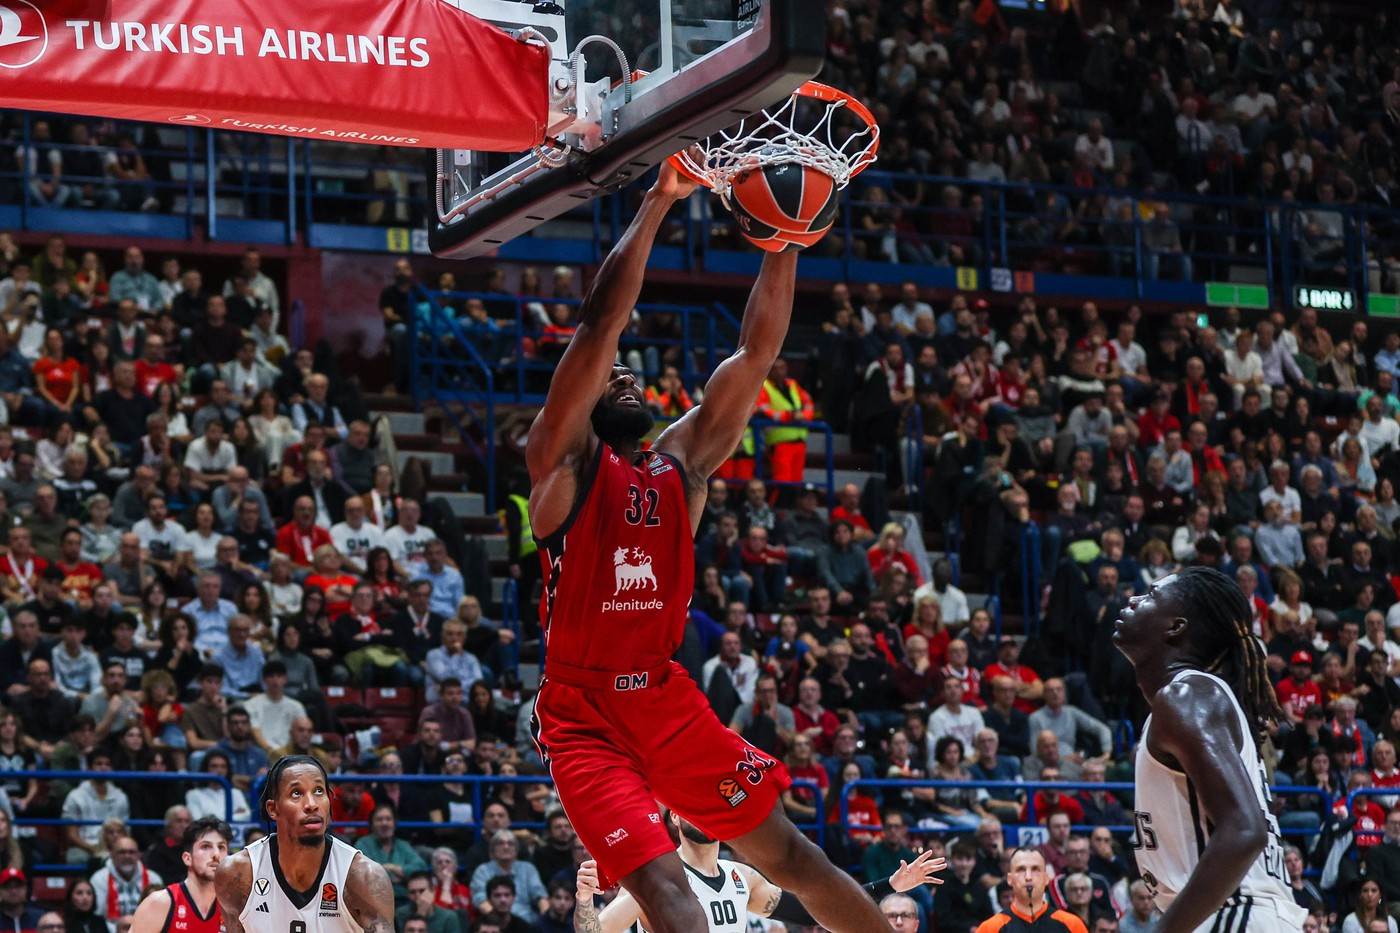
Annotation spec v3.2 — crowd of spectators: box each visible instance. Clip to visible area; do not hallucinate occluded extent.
[810,0,1400,289]
[6,2,1400,933]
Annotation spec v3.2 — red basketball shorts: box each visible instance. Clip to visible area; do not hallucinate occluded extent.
[531,660,791,888]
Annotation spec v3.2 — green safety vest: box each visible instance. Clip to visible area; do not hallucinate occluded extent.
[509,494,537,559]
[762,379,810,447]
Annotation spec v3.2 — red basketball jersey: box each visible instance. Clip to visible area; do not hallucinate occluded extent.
[536,443,694,670]
[162,881,222,933]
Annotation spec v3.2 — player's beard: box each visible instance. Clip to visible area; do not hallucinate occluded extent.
[295,827,327,848]
[591,400,654,448]
[678,820,715,846]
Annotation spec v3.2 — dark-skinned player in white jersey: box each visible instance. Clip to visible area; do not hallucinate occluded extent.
[214,756,396,933]
[526,162,893,933]
[1114,567,1307,932]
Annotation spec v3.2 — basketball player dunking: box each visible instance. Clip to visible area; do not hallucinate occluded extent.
[572,810,944,932]
[129,818,231,933]
[214,756,395,932]
[1114,568,1308,932]
[526,162,890,932]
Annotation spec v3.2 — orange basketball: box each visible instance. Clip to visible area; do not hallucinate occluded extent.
[726,161,838,253]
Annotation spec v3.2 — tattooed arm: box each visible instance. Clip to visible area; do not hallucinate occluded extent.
[575,860,642,933]
[346,852,396,933]
[213,849,251,933]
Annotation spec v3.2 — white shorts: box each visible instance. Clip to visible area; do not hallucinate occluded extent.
[1191,894,1309,932]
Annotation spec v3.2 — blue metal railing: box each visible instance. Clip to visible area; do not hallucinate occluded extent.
[2,770,235,874]
[7,109,1400,312]
[1020,522,1043,637]
[422,289,725,405]
[500,577,522,671]
[839,778,1329,856]
[291,773,827,847]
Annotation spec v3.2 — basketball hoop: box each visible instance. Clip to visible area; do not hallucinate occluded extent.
[668,81,880,203]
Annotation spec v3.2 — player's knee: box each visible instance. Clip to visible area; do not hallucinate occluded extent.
[632,873,704,923]
[749,825,824,890]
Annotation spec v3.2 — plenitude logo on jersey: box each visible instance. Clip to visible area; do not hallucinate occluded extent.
[603,546,663,612]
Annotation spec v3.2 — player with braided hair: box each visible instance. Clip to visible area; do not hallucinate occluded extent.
[1113,567,1306,933]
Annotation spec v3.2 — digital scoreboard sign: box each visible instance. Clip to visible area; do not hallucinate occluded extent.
[1293,286,1356,312]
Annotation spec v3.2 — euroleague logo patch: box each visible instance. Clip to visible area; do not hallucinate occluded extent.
[318,882,339,915]
[717,777,748,807]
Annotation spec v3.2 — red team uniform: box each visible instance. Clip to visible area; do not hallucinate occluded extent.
[159,882,222,933]
[532,443,791,887]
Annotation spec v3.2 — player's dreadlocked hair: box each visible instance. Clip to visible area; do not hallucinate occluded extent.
[1170,566,1283,742]
[259,754,330,827]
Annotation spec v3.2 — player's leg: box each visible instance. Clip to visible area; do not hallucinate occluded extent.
[618,853,710,933]
[534,685,701,930]
[727,801,888,932]
[627,668,886,932]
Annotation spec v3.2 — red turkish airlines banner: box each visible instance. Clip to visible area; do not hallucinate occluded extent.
[0,0,549,150]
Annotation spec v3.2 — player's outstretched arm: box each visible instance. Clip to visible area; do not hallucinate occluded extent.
[128,888,172,933]
[745,850,946,923]
[1150,678,1271,933]
[213,850,251,933]
[346,853,396,933]
[655,251,799,501]
[574,860,642,933]
[527,166,696,536]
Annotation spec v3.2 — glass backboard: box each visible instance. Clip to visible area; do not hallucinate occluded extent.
[428,0,823,259]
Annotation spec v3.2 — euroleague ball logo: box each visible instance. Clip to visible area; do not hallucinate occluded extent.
[0,0,46,70]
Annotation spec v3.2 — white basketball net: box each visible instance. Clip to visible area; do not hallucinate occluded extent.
[671,87,880,202]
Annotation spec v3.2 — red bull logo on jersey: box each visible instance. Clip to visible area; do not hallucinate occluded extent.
[613,547,658,594]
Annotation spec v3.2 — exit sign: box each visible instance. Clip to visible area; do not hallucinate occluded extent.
[1294,285,1356,312]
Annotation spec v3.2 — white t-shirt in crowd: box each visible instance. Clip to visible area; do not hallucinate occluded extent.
[132,518,190,562]
[385,524,438,565]
[331,520,385,568]
[243,692,307,749]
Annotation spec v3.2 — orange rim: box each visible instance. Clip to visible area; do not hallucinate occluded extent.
[666,80,879,189]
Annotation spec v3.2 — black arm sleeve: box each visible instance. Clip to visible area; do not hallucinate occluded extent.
[766,878,895,925]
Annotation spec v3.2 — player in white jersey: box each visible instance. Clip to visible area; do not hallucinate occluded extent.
[571,810,944,932]
[1114,568,1309,933]
[214,755,395,933]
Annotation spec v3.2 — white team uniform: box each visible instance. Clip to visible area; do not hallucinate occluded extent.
[238,833,364,932]
[628,859,750,933]
[1133,670,1309,932]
